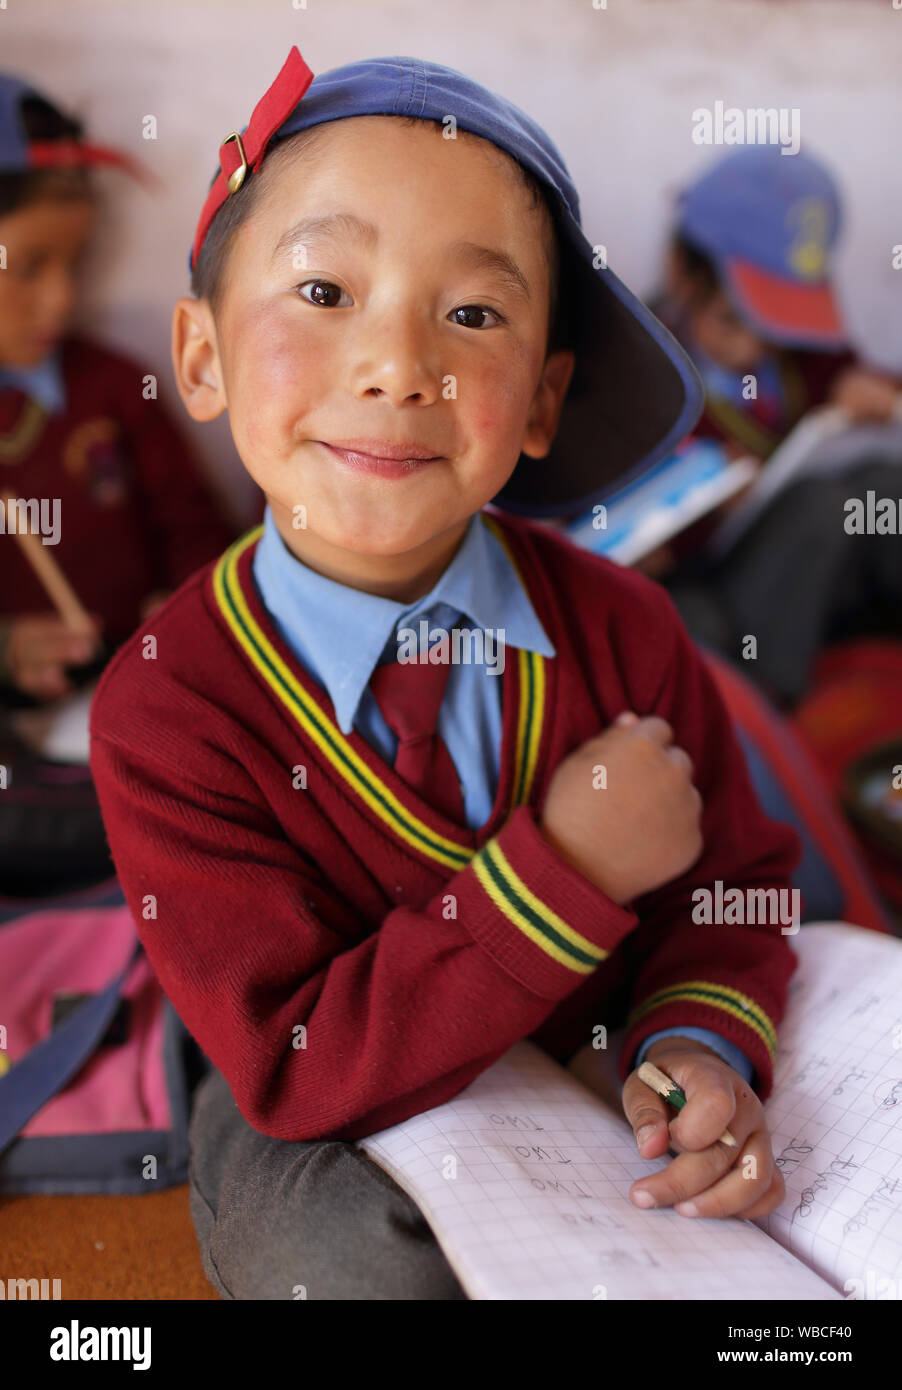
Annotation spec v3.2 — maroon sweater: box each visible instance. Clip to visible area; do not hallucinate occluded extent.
[89,511,801,1141]
[0,335,233,649]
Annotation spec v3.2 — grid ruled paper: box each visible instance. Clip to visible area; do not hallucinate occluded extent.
[758,922,902,1299]
[358,922,902,1300]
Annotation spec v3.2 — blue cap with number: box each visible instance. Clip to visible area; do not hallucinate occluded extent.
[676,145,846,350]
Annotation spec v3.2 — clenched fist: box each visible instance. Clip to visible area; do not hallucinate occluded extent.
[537,711,703,905]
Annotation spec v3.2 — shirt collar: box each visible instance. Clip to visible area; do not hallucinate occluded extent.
[0,349,66,415]
[252,505,555,733]
[690,343,782,404]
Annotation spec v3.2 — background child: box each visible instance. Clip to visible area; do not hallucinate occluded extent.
[648,144,902,704]
[0,73,234,707]
[90,49,802,1299]
[656,144,899,467]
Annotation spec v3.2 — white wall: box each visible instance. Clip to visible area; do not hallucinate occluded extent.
[4,0,900,519]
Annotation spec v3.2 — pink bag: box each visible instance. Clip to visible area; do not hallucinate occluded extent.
[0,877,200,1193]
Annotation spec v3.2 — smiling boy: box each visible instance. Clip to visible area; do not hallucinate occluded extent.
[90,50,803,1300]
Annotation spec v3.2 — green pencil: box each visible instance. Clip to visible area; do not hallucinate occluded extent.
[637,1060,738,1148]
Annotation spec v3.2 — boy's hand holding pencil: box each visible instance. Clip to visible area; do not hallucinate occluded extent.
[623,1037,786,1222]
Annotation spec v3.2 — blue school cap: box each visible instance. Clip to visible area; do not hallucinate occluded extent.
[189,48,704,518]
[675,145,846,351]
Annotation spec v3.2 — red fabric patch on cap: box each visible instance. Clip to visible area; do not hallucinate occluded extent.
[727,257,845,344]
[190,46,315,271]
[27,139,155,188]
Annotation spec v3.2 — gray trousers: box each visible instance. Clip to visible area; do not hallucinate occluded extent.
[187,1065,468,1300]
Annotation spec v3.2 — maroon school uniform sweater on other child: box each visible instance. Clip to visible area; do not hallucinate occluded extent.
[89,510,802,1141]
[0,334,233,650]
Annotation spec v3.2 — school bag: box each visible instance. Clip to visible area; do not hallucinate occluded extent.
[0,875,208,1194]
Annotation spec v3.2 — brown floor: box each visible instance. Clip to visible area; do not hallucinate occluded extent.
[0,1185,220,1299]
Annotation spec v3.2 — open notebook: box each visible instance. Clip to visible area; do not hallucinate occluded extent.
[358,923,902,1299]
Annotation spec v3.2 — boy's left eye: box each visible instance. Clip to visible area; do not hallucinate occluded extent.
[295,279,353,308]
[449,305,503,330]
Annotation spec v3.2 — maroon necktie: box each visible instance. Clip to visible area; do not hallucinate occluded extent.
[368,639,467,825]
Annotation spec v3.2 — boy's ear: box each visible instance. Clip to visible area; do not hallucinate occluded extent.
[171,296,227,421]
[521,348,576,460]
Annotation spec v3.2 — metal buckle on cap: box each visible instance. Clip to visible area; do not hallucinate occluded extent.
[220,132,248,194]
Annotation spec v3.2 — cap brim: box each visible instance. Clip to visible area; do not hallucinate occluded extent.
[493,223,705,518]
[723,256,846,350]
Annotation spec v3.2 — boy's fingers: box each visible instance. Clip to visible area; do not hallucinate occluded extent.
[67,614,103,657]
[730,1162,787,1222]
[26,636,93,666]
[21,651,68,677]
[52,635,95,662]
[23,622,90,648]
[63,637,98,663]
[632,715,674,748]
[630,1135,737,1211]
[667,1064,742,1152]
[672,1132,783,1220]
[58,628,101,655]
[21,667,71,699]
[665,744,694,778]
[612,713,679,757]
[621,1073,672,1155]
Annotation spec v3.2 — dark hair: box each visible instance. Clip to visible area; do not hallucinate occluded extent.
[0,95,94,217]
[191,116,573,356]
[671,230,721,298]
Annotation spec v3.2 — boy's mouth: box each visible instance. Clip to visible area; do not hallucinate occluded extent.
[317,440,443,479]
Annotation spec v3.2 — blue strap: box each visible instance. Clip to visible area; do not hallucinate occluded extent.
[0,937,143,1155]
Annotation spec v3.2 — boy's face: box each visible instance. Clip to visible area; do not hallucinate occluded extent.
[174,116,575,591]
[0,197,95,367]
[687,288,768,373]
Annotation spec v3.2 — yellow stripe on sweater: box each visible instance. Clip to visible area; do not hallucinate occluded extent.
[627,980,778,1058]
[214,529,470,870]
[471,838,606,974]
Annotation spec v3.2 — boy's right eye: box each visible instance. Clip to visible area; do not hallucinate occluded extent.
[295,279,352,308]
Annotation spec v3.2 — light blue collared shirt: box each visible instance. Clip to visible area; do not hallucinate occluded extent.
[252,505,555,828]
[0,350,66,414]
[251,502,754,1086]
[693,348,786,431]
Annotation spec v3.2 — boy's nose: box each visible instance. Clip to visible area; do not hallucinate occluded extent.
[351,318,442,407]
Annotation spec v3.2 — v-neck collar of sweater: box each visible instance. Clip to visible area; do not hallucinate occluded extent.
[207,513,558,873]
[251,505,554,736]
